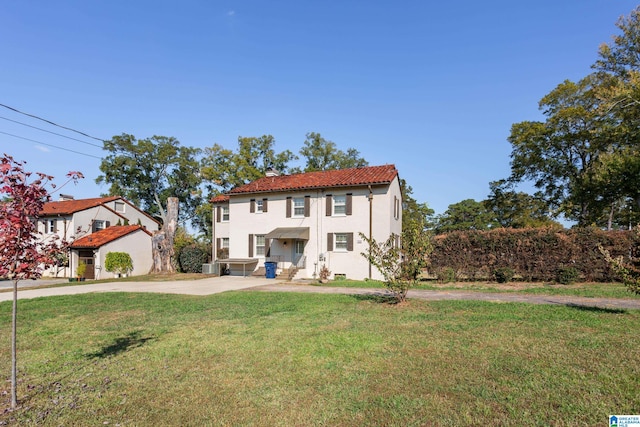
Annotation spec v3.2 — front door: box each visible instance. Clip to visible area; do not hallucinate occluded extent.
[293,240,305,267]
[81,258,95,279]
[78,250,95,280]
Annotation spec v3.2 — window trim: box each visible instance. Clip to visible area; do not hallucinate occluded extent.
[114,201,126,213]
[221,206,230,222]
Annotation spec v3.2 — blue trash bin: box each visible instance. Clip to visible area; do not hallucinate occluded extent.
[265,262,277,279]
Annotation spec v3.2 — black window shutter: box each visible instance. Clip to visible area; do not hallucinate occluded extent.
[250,199,255,213]
[263,198,268,213]
[304,196,310,217]
[347,233,354,252]
[346,193,353,216]
[217,206,221,222]
[327,233,333,251]
[326,194,332,216]
[286,197,292,218]
[248,234,254,257]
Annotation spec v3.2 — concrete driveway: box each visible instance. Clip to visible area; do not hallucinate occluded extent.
[0,276,278,302]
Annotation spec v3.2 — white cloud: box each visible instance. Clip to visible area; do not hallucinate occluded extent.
[227,10,235,17]
[35,145,50,153]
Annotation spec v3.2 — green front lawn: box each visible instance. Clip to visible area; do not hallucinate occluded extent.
[1,291,638,425]
[319,279,640,299]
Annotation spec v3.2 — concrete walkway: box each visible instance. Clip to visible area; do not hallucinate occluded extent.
[1,278,639,310]
[0,276,276,302]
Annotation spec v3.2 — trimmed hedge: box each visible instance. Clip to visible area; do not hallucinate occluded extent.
[429,227,639,282]
[179,244,209,273]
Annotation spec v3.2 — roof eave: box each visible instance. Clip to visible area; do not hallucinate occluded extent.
[227,181,394,197]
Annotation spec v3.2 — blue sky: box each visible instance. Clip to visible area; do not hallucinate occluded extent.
[1,1,637,216]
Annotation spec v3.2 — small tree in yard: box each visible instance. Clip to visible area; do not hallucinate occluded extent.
[360,233,407,303]
[599,226,640,294]
[0,155,82,409]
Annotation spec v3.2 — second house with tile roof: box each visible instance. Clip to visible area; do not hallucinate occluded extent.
[38,195,160,278]
[211,164,402,281]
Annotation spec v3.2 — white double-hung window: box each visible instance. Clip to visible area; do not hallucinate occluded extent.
[293,198,305,217]
[334,233,348,251]
[333,195,346,215]
[256,235,266,256]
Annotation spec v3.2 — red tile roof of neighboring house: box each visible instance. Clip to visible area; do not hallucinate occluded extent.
[41,196,121,216]
[70,225,151,249]
[226,164,398,196]
[210,194,230,203]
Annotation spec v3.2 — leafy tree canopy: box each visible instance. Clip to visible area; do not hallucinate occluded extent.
[299,132,368,172]
[96,134,202,226]
[486,181,561,229]
[201,135,297,193]
[435,199,499,233]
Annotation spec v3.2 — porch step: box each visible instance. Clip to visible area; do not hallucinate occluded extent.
[252,267,266,277]
[285,267,298,281]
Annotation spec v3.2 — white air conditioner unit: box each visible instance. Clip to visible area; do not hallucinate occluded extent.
[202,263,218,275]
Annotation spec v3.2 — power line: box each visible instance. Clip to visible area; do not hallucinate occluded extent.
[0,103,105,142]
[0,131,102,159]
[0,116,103,148]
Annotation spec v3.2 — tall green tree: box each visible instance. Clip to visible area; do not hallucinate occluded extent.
[592,6,640,219]
[299,132,368,172]
[96,134,202,226]
[201,135,297,193]
[504,75,615,225]
[486,181,561,229]
[435,199,498,233]
[594,6,640,118]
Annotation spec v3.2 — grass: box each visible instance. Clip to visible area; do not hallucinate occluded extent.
[0,273,210,293]
[0,291,639,425]
[318,278,640,299]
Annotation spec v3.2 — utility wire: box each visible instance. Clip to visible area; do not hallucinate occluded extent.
[0,116,103,148]
[0,131,102,159]
[0,103,105,142]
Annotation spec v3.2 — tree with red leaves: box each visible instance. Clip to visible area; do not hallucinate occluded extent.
[0,155,82,409]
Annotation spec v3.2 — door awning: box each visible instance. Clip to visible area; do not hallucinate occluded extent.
[265,227,310,240]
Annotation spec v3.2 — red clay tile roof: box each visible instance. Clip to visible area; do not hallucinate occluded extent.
[70,225,151,249]
[41,196,121,216]
[227,164,398,196]
[210,194,230,203]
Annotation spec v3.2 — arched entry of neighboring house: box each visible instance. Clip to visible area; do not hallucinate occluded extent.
[78,250,95,280]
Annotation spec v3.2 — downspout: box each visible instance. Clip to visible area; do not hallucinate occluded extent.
[368,185,373,280]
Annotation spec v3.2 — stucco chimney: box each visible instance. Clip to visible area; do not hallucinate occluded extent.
[59,194,74,201]
[266,169,280,177]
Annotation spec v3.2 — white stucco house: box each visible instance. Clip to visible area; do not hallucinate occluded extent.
[38,195,160,278]
[70,225,153,279]
[211,164,402,281]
